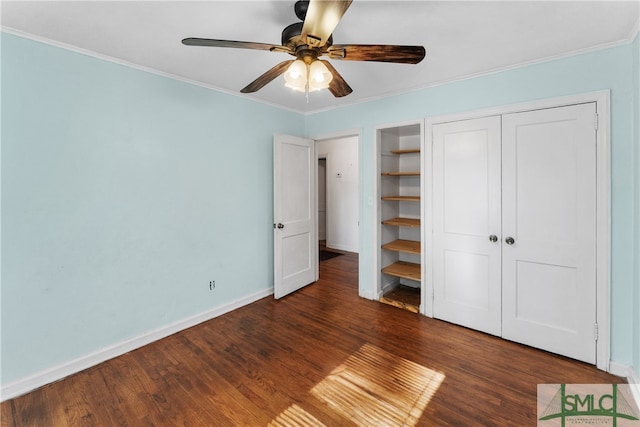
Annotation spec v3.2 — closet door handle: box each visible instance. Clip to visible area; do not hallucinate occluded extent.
[505,236,515,245]
[277,223,285,229]
[489,234,498,243]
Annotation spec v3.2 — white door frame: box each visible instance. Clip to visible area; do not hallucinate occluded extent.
[424,90,611,371]
[311,129,362,284]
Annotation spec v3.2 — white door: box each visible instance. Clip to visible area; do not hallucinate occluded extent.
[432,116,503,336]
[501,103,597,363]
[273,134,317,299]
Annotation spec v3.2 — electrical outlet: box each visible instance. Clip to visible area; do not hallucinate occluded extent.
[209,280,215,290]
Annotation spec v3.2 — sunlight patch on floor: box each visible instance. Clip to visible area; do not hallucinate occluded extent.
[310,343,445,426]
[268,404,327,427]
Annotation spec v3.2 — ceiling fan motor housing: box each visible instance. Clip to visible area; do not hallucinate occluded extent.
[281,21,333,50]
[294,0,309,20]
[281,22,303,46]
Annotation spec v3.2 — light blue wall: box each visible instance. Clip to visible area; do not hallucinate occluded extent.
[306,42,638,368]
[2,29,638,388]
[633,32,640,380]
[1,33,304,384]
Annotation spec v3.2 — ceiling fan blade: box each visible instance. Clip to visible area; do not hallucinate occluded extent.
[302,0,353,47]
[182,38,288,53]
[326,44,426,64]
[320,60,352,98]
[240,60,294,93]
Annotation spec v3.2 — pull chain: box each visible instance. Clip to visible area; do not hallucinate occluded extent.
[305,63,310,103]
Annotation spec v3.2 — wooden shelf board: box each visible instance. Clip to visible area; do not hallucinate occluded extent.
[381,171,420,177]
[390,148,420,155]
[379,285,420,313]
[379,296,420,313]
[382,239,421,254]
[381,195,420,202]
[381,217,421,228]
[382,261,421,282]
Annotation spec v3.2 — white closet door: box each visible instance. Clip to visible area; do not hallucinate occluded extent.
[432,116,502,336]
[501,103,597,363]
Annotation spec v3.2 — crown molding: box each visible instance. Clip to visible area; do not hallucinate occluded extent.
[0,26,303,115]
[2,20,638,117]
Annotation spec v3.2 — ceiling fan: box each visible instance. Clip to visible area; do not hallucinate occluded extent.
[182,0,426,97]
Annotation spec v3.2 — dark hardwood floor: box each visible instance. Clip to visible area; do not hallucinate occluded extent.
[1,252,625,426]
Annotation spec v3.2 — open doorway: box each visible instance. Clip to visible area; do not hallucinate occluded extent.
[317,157,338,261]
[316,135,359,267]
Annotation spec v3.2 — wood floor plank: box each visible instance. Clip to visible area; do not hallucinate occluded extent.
[1,252,626,426]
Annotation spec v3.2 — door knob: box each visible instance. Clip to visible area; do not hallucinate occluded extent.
[505,236,515,245]
[489,234,498,243]
[277,223,285,229]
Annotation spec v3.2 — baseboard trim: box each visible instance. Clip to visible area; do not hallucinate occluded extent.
[324,242,357,253]
[609,361,634,377]
[628,367,640,413]
[609,362,640,411]
[358,289,375,300]
[609,361,628,377]
[0,288,273,402]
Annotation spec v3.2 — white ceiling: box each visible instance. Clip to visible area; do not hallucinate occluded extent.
[2,1,639,113]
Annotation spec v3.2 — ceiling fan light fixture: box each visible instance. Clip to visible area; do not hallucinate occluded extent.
[308,60,333,91]
[284,59,333,93]
[284,59,308,92]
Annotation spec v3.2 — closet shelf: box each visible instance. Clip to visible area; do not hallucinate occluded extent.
[378,122,422,312]
[381,217,420,228]
[382,261,421,282]
[381,195,420,202]
[380,285,420,313]
[381,171,420,176]
[382,239,421,254]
